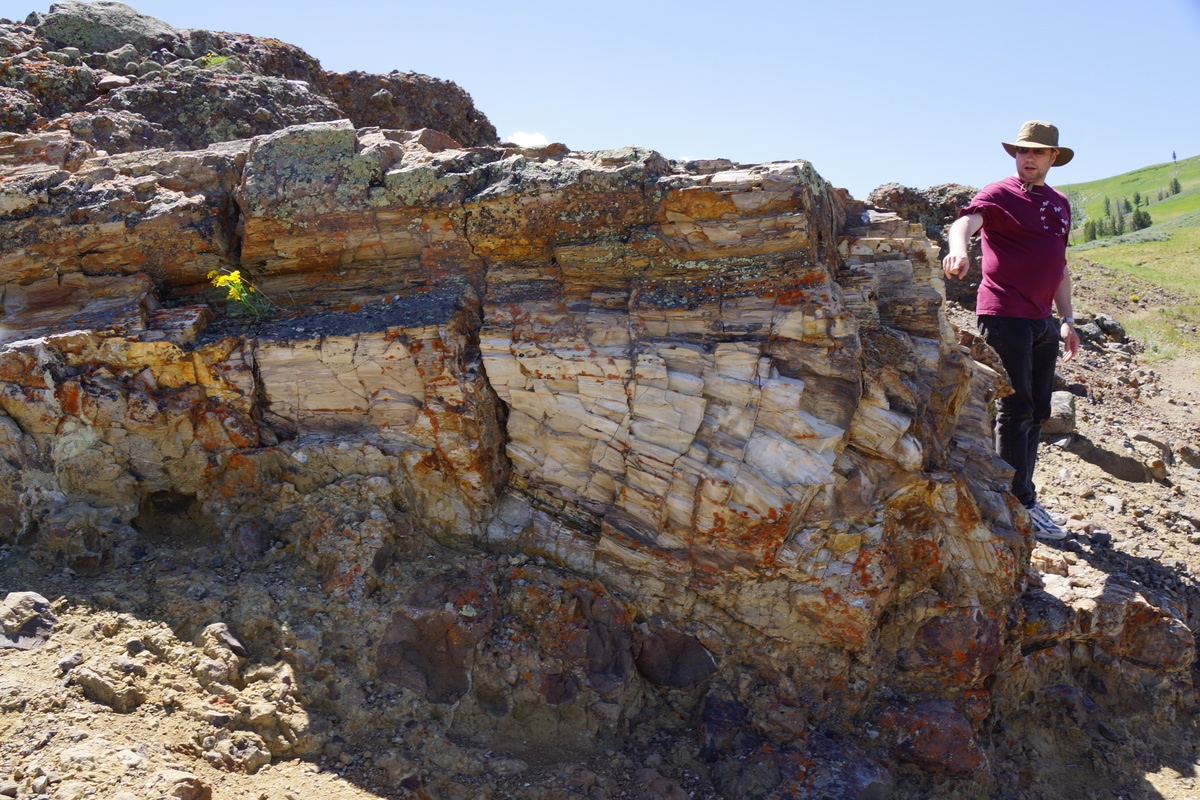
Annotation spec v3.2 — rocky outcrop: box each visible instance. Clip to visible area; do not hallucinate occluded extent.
[1,3,498,155]
[0,7,1194,800]
[868,182,979,307]
[33,0,187,53]
[4,116,1192,797]
[319,71,498,148]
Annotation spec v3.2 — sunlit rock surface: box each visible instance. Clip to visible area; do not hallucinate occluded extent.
[0,117,1016,678]
[0,113,1192,796]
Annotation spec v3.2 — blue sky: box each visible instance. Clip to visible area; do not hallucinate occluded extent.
[17,0,1199,198]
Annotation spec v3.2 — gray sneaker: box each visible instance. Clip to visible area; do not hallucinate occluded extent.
[1027,502,1069,541]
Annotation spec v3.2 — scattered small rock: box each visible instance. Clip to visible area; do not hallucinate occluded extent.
[56,651,84,673]
[96,73,132,92]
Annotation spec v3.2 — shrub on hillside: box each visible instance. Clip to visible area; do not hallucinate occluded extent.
[1070,229,1171,251]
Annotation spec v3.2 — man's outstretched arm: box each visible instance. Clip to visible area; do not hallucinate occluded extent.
[942,213,984,279]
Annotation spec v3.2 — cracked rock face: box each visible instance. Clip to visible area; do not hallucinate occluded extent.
[2,117,1194,795]
[1,121,1020,648]
[0,8,1196,799]
[0,116,1021,721]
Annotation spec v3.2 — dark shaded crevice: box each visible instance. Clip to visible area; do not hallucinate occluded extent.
[133,489,217,542]
[223,190,244,271]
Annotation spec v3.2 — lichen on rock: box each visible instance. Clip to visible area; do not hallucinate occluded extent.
[0,6,1196,800]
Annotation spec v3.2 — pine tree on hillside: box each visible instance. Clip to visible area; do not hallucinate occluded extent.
[1170,177,1182,195]
[1067,190,1082,227]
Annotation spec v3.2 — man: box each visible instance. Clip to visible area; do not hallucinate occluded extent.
[942,121,1081,540]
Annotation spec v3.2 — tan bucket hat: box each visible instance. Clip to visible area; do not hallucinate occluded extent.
[1002,120,1073,166]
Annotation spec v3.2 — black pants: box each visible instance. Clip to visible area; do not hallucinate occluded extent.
[977,315,1060,507]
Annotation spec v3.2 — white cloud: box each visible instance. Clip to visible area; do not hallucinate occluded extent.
[506,131,550,148]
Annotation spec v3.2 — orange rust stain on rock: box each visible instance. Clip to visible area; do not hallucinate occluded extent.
[56,382,83,417]
[660,189,737,220]
[953,484,984,529]
[850,545,896,599]
[696,503,795,568]
[898,537,941,572]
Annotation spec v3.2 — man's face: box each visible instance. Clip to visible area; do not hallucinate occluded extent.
[1014,146,1057,185]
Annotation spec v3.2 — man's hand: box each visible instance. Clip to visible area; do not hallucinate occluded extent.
[1061,322,1080,362]
[942,253,970,279]
[942,215,983,280]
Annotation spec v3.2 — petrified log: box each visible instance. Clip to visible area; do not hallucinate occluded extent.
[0,122,1018,689]
[3,119,1192,793]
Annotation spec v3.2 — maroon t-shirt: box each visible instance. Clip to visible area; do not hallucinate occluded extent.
[961,175,1070,319]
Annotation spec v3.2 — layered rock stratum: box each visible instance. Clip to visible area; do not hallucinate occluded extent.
[1,4,1197,800]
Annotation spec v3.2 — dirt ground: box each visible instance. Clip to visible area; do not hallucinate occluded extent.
[2,258,1199,800]
[938,253,1200,798]
[1003,260,1200,800]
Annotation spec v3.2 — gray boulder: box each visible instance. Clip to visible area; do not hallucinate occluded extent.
[1094,313,1126,341]
[0,592,56,650]
[35,1,184,53]
[84,72,347,151]
[1077,320,1104,342]
[1043,390,1077,436]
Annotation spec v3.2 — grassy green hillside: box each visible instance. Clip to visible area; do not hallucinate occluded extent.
[1071,226,1200,297]
[1057,155,1200,359]
[1060,153,1200,230]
